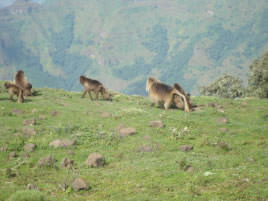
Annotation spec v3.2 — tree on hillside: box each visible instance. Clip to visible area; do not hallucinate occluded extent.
[247,51,268,98]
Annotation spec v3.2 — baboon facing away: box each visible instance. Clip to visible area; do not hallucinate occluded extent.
[14,70,32,96]
[4,82,24,103]
[80,75,112,101]
[146,77,191,112]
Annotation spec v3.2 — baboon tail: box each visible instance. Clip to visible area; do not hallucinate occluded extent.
[172,89,191,112]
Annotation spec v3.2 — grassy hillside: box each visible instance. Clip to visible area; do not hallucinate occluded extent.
[0,0,267,95]
[0,82,267,200]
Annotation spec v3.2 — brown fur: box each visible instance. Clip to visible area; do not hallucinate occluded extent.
[79,75,112,101]
[14,70,32,96]
[173,83,192,111]
[4,82,24,103]
[146,77,190,112]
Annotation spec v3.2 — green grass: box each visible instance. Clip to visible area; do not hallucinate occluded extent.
[0,84,267,201]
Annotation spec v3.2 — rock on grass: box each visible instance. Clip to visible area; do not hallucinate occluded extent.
[119,127,137,137]
[72,178,89,191]
[85,153,105,168]
[23,119,36,126]
[149,120,164,128]
[179,145,194,152]
[24,143,37,152]
[38,155,56,167]
[49,139,76,148]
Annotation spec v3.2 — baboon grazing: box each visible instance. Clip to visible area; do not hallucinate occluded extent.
[14,70,32,96]
[146,77,190,112]
[4,82,24,103]
[79,75,112,101]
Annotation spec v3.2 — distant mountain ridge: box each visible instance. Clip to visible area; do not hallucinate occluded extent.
[0,0,267,95]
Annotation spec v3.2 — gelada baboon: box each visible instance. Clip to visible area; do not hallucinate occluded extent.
[14,70,32,96]
[4,82,24,103]
[80,75,112,101]
[146,77,190,112]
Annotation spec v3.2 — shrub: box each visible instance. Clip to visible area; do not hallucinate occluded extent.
[200,74,245,98]
[247,51,268,98]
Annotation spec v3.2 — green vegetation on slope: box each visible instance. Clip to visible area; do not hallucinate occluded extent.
[0,82,267,200]
[0,0,267,95]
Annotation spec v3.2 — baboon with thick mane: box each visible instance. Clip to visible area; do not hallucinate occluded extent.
[146,77,191,112]
[80,75,112,101]
[4,82,24,103]
[14,70,32,96]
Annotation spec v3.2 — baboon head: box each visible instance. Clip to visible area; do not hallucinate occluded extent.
[4,82,9,89]
[101,87,112,101]
[80,75,87,85]
[146,77,158,92]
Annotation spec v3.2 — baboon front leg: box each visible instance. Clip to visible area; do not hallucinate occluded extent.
[87,90,93,100]
[164,98,173,110]
[81,90,87,98]
[9,94,14,100]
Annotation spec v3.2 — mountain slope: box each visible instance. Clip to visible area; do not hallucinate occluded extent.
[0,0,267,95]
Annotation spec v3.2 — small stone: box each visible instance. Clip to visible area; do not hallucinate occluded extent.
[32,108,38,114]
[101,112,111,118]
[9,151,17,159]
[20,127,37,136]
[38,155,56,167]
[61,158,74,169]
[216,117,228,124]
[49,139,76,148]
[72,178,89,191]
[149,120,164,128]
[119,127,137,137]
[51,110,59,116]
[85,153,105,168]
[179,145,193,152]
[24,143,36,152]
[27,184,38,190]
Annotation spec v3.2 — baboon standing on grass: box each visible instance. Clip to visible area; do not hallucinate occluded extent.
[4,82,24,103]
[146,77,191,112]
[80,75,112,101]
[14,70,32,96]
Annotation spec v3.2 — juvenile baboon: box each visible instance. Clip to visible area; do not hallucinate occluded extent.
[14,70,32,96]
[146,77,190,112]
[4,82,24,103]
[79,75,112,101]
